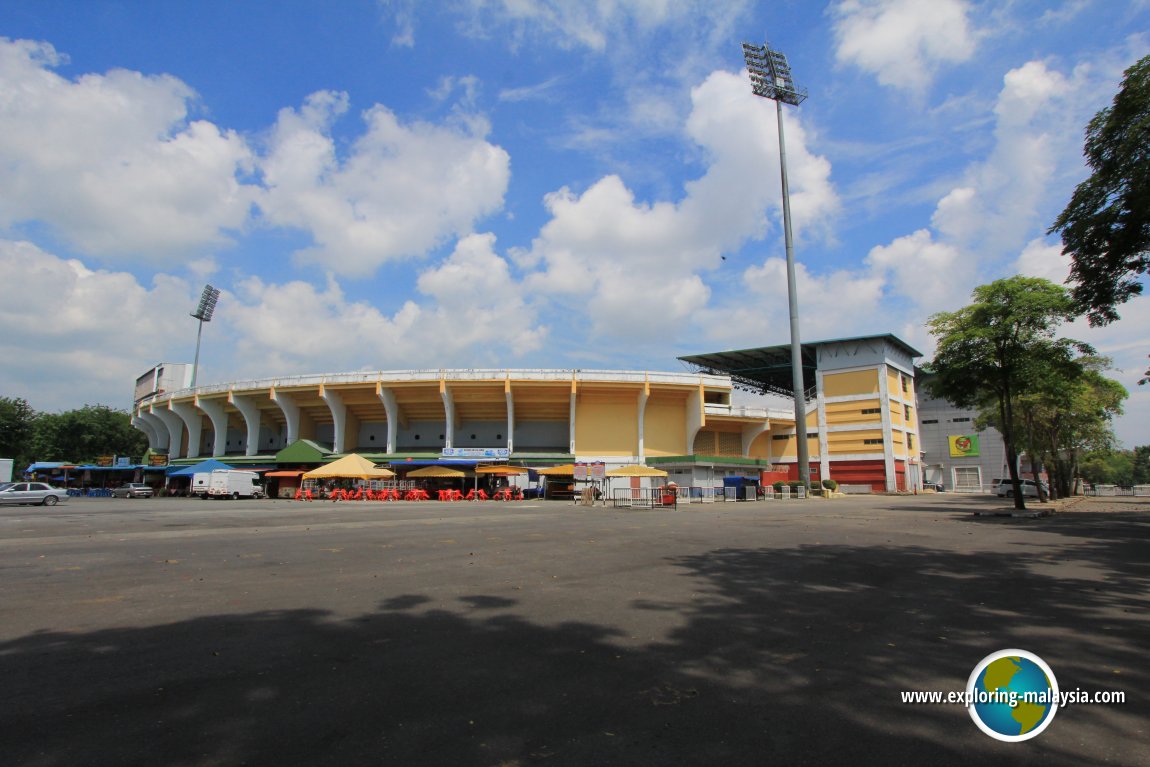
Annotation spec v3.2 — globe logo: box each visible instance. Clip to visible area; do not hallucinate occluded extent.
[967,649,1059,742]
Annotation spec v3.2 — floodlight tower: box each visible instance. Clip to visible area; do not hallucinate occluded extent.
[189,284,220,390]
[742,40,812,488]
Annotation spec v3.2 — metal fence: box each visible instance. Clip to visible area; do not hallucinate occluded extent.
[1086,484,1150,497]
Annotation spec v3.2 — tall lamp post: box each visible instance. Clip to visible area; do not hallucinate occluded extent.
[190,284,220,390]
[742,40,812,488]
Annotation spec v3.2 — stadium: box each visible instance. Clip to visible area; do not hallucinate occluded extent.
[131,334,923,493]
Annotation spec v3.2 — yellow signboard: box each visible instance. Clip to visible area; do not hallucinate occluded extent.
[948,434,980,458]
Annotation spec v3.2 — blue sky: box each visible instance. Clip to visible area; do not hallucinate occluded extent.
[0,0,1147,447]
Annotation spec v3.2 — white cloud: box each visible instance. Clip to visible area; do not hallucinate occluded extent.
[258,91,511,276]
[0,240,196,410]
[226,233,546,375]
[0,38,257,261]
[866,228,971,313]
[831,0,977,93]
[519,69,838,341]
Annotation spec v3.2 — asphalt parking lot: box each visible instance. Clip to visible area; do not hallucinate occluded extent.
[1,493,1146,766]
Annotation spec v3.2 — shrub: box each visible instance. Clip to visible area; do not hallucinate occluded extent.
[821,478,838,491]
[787,480,803,490]
[772,481,785,492]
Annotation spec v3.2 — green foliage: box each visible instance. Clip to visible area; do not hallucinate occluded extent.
[772,481,785,492]
[0,396,38,468]
[30,404,148,463]
[926,277,1088,508]
[1080,449,1136,485]
[821,478,838,491]
[1049,55,1150,325]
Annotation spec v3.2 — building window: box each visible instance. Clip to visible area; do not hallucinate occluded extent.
[907,433,915,450]
[952,417,971,423]
[864,438,884,445]
[904,405,912,420]
[861,407,881,415]
[921,419,938,424]
[901,375,909,393]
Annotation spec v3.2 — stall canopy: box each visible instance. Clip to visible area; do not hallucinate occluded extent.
[302,454,395,479]
[536,464,576,476]
[168,459,234,477]
[405,466,466,478]
[475,465,529,475]
[606,465,668,477]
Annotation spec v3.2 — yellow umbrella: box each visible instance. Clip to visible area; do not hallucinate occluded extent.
[536,464,576,476]
[303,453,396,479]
[605,465,668,477]
[405,466,466,478]
[475,465,529,475]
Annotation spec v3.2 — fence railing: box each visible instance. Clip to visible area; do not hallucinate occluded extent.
[1086,484,1150,497]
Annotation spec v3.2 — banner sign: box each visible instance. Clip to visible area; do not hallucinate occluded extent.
[148,454,169,466]
[574,463,588,480]
[590,461,606,480]
[96,456,114,467]
[948,434,980,458]
[441,447,510,459]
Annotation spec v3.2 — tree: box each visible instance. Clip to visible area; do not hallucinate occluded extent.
[925,276,1086,510]
[1012,360,1126,498]
[0,396,38,470]
[31,405,148,463]
[1049,55,1150,325]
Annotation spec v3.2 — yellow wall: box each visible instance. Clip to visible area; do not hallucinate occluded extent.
[748,432,770,459]
[888,399,904,428]
[888,368,913,399]
[824,399,883,425]
[770,433,820,459]
[827,429,885,455]
[576,396,638,455]
[823,369,880,397]
[644,401,687,456]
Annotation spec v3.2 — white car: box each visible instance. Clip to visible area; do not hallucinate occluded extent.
[0,482,69,506]
[994,479,1046,498]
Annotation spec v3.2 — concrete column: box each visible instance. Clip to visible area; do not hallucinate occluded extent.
[271,389,315,445]
[637,388,648,462]
[321,386,356,454]
[878,365,896,491]
[132,415,161,452]
[440,384,455,450]
[137,411,169,451]
[377,385,399,454]
[229,393,264,457]
[150,405,186,459]
[195,397,229,457]
[171,400,204,459]
[686,383,704,455]
[815,369,831,481]
[505,387,515,455]
[741,421,769,458]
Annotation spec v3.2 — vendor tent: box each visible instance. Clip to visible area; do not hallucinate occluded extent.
[302,454,395,479]
[536,464,576,476]
[475,465,529,475]
[606,465,668,477]
[405,466,466,479]
[168,459,234,476]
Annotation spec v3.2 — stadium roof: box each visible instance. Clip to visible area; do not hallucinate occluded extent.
[679,334,922,400]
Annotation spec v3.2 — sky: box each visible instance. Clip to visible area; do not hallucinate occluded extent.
[0,0,1147,448]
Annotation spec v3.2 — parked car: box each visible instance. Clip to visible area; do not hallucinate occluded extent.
[994,479,1047,498]
[111,483,154,498]
[0,481,69,506]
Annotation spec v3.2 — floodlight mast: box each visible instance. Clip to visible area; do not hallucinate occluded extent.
[742,41,812,489]
[189,284,220,390]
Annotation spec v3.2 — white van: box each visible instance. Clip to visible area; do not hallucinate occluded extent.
[195,469,265,499]
[994,478,1046,498]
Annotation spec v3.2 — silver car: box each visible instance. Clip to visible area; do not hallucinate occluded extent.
[111,483,154,498]
[0,482,69,506]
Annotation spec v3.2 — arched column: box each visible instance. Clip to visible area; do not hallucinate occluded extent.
[150,405,186,459]
[377,385,399,454]
[171,400,204,459]
[229,393,263,457]
[195,396,229,457]
[132,414,161,452]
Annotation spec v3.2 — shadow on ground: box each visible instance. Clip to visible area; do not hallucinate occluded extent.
[2,516,1147,766]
